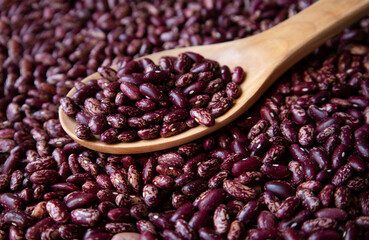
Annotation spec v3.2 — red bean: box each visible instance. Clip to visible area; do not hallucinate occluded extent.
[25,217,55,240]
[223,180,257,202]
[314,208,347,221]
[264,180,294,199]
[309,147,330,170]
[198,227,225,240]
[182,179,208,197]
[46,199,70,224]
[169,89,188,108]
[163,109,188,123]
[261,163,290,179]
[331,144,349,169]
[175,219,197,240]
[170,203,195,223]
[297,189,321,212]
[71,208,101,227]
[107,208,131,222]
[64,191,98,210]
[302,218,337,234]
[257,211,277,229]
[142,184,160,208]
[210,97,233,117]
[197,189,227,212]
[208,170,230,189]
[248,228,283,240]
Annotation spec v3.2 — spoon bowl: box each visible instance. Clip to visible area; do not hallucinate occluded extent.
[59,0,369,154]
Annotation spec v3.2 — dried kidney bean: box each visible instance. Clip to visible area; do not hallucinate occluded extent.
[264,180,294,199]
[302,217,338,233]
[25,217,55,240]
[223,180,257,202]
[297,189,321,212]
[71,208,101,227]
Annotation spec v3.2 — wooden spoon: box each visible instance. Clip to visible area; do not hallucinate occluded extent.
[59,0,369,154]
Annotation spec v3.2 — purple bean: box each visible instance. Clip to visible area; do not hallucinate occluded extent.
[118,130,137,142]
[64,191,98,210]
[182,179,208,197]
[3,210,33,228]
[71,208,101,227]
[46,199,70,224]
[137,125,160,140]
[308,105,328,122]
[210,97,233,117]
[223,180,257,201]
[359,191,369,216]
[248,228,283,240]
[118,106,143,117]
[89,115,107,135]
[331,144,349,169]
[175,219,197,240]
[25,217,55,240]
[189,211,211,232]
[189,94,211,108]
[197,189,227,212]
[107,114,127,129]
[280,119,297,143]
[262,145,286,164]
[301,218,337,233]
[208,170,230,189]
[158,152,184,167]
[331,164,352,186]
[100,128,119,143]
[291,104,307,124]
[128,117,148,128]
[170,203,195,223]
[190,108,215,127]
[261,163,290,179]
[152,175,174,189]
[237,171,264,186]
[198,158,220,179]
[175,73,196,88]
[309,147,330,170]
[142,184,159,208]
[275,196,300,219]
[136,219,157,234]
[149,212,173,230]
[264,180,294,199]
[139,83,165,102]
[226,82,241,98]
[169,89,188,108]
[314,208,347,221]
[281,228,300,240]
[156,165,182,179]
[120,81,141,101]
[60,97,78,117]
[257,211,277,229]
[297,189,320,212]
[198,227,225,240]
[84,98,105,116]
[231,157,262,176]
[302,159,318,181]
[334,186,350,209]
[107,208,131,222]
[212,204,230,235]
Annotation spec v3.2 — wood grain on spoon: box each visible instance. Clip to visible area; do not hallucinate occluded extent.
[59,0,369,154]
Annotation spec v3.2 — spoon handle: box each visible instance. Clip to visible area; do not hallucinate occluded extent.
[236,0,369,74]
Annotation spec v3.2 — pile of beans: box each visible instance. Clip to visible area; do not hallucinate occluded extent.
[0,0,369,239]
[61,53,245,142]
